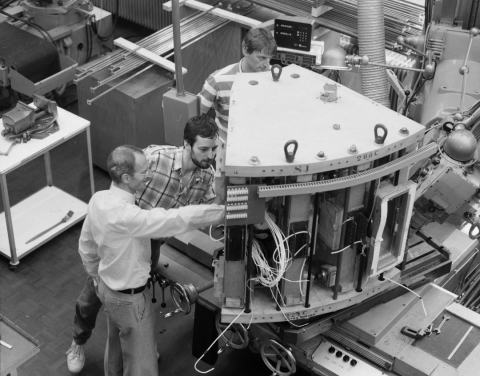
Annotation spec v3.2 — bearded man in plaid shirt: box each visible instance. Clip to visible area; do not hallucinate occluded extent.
[66,114,220,373]
[136,114,221,269]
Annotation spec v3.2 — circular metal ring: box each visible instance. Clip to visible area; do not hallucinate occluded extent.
[170,282,191,315]
[260,339,296,376]
[214,314,249,349]
[469,222,480,239]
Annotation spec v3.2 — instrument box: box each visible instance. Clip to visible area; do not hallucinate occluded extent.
[274,15,314,52]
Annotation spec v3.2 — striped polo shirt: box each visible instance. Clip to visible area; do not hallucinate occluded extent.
[136,145,216,211]
[198,60,244,132]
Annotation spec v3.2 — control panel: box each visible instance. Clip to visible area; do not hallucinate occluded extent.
[225,185,265,226]
[310,339,387,376]
[274,15,313,52]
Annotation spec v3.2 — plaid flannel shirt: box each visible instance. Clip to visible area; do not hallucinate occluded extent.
[136,145,216,211]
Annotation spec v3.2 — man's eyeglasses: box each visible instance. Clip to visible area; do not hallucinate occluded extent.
[131,170,154,182]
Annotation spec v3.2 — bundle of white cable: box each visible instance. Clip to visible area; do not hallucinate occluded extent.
[251,213,290,288]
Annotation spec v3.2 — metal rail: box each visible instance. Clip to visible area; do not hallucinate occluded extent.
[75,1,255,94]
[257,143,437,197]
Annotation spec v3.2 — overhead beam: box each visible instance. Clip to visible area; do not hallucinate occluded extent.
[163,0,262,28]
[114,38,188,75]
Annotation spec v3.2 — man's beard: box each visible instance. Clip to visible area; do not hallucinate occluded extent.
[191,150,214,169]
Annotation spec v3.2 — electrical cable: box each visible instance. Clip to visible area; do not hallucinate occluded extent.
[383,276,427,316]
[402,76,428,116]
[331,240,363,254]
[0,0,15,11]
[268,285,308,328]
[90,0,119,42]
[194,309,246,374]
[85,17,92,63]
[209,225,224,242]
[0,8,55,45]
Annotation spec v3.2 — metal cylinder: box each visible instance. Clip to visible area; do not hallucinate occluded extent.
[358,0,390,107]
[172,0,185,97]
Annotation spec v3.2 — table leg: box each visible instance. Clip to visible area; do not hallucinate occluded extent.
[44,151,53,187]
[86,127,95,195]
[0,174,19,269]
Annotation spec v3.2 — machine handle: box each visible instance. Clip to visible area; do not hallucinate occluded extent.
[469,221,480,239]
[374,123,388,145]
[284,140,298,163]
[196,280,214,294]
[271,64,282,81]
[465,212,480,239]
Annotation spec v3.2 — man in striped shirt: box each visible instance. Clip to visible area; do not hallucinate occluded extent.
[198,28,277,187]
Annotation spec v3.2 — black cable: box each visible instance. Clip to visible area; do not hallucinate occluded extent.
[90,0,119,42]
[0,0,15,11]
[0,8,55,45]
[402,69,435,116]
[86,18,93,63]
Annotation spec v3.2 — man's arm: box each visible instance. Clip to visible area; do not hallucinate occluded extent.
[78,215,100,278]
[198,74,217,115]
[122,203,225,239]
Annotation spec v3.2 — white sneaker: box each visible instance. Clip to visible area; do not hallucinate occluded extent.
[66,340,85,373]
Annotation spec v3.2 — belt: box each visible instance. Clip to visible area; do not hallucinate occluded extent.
[117,284,146,295]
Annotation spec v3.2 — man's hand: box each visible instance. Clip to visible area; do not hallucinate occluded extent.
[212,195,224,205]
[93,276,100,296]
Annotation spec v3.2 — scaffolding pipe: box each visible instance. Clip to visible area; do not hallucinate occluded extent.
[172,0,185,97]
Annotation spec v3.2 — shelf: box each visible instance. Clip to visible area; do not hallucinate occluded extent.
[0,186,87,260]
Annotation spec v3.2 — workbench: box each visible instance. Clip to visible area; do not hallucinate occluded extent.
[0,107,94,270]
[0,314,39,376]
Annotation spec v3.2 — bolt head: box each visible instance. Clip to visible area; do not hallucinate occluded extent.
[459,65,469,75]
[333,123,340,130]
[249,156,259,165]
[349,145,357,152]
[400,127,409,135]
[425,64,435,75]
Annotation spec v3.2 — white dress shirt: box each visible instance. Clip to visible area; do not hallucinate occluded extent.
[79,184,224,291]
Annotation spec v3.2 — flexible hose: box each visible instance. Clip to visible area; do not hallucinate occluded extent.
[358,0,391,107]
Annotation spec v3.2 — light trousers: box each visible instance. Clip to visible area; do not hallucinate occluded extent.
[98,278,158,376]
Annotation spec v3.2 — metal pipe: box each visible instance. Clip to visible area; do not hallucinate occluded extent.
[172,0,185,97]
[355,246,365,292]
[469,0,480,30]
[87,64,154,105]
[333,185,352,300]
[245,224,253,313]
[304,192,320,308]
[460,32,476,112]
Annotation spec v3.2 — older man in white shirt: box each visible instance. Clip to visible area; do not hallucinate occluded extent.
[78,145,224,376]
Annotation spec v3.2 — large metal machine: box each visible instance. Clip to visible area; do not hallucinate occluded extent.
[150,1,480,375]
[0,0,113,108]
